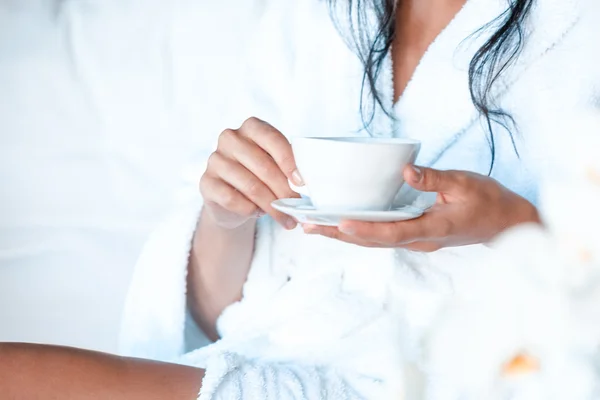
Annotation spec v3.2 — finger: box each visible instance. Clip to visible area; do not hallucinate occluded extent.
[404,165,466,194]
[397,241,442,252]
[237,117,303,186]
[337,213,449,245]
[302,224,390,248]
[304,224,442,251]
[305,222,442,251]
[217,129,298,199]
[200,176,259,218]
[208,153,297,229]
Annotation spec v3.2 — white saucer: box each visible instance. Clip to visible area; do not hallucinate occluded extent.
[271,198,424,227]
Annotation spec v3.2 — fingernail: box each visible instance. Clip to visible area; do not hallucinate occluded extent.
[291,170,304,186]
[410,165,423,182]
[339,223,356,235]
[284,218,297,230]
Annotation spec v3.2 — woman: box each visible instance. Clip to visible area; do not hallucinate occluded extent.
[2,0,598,398]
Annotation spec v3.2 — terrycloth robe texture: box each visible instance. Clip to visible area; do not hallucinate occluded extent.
[120,0,600,398]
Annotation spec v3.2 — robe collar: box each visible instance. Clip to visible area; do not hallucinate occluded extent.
[346,0,582,166]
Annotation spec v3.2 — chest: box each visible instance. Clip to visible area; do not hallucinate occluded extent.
[392,0,468,101]
[246,0,587,181]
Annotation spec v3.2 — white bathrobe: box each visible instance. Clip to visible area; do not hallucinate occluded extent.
[119,0,600,398]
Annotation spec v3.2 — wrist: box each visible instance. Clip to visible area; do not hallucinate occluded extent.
[199,206,258,234]
[190,207,257,341]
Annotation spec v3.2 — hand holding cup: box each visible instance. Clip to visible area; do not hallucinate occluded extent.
[200,117,303,230]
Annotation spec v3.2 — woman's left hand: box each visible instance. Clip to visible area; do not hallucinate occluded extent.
[303,166,541,252]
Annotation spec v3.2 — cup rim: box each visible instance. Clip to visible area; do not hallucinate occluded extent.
[291,137,421,146]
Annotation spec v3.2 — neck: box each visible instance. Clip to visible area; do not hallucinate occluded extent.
[391,0,468,100]
[395,0,467,46]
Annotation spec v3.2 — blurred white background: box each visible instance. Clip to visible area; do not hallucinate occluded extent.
[0,0,260,352]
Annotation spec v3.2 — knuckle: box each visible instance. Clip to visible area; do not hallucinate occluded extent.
[198,174,209,194]
[206,152,219,168]
[240,203,259,218]
[220,190,237,209]
[486,176,503,193]
[245,180,263,197]
[423,170,442,189]
[277,153,296,174]
[420,169,434,184]
[484,182,502,199]
[257,160,278,179]
[218,128,237,148]
[206,153,225,174]
[454,172,472,188]
[241,117,262,131]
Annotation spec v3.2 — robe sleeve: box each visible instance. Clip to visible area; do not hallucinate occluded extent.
[118,158,209,361]
[179,351,384,400]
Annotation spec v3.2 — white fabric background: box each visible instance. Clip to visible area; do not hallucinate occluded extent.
[0,0,258,352]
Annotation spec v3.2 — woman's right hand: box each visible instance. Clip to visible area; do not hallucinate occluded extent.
[200,117,303,230]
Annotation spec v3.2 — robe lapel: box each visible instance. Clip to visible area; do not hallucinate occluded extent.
[363,0,581,167]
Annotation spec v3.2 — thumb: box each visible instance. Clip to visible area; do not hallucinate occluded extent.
[403,165,459,193]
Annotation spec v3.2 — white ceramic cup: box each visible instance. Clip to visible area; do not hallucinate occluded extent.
[290,137,421,211]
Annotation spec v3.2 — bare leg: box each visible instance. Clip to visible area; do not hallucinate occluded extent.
[0,343,204,400]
